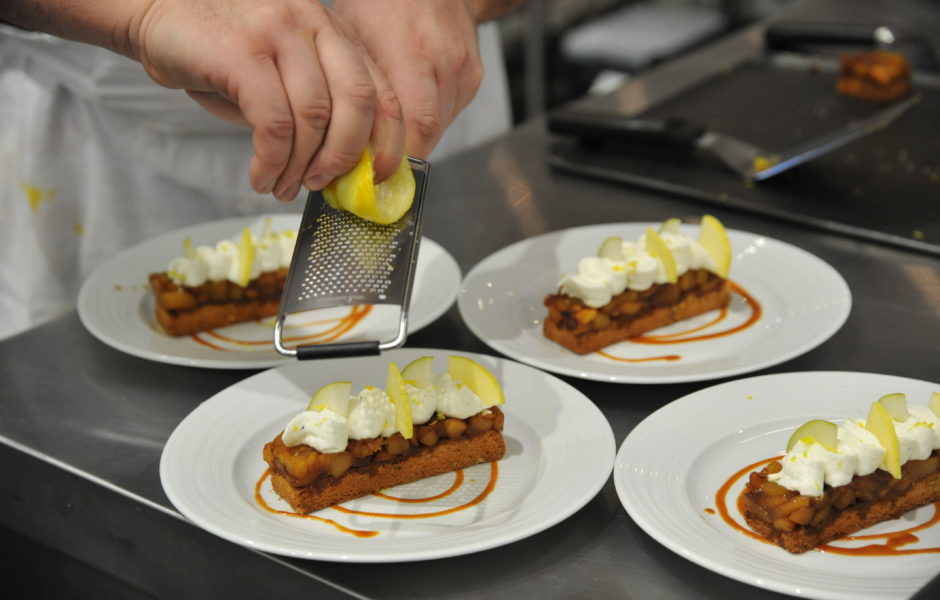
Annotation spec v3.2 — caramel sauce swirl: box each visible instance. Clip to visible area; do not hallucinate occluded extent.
[599,280,761,363]
[255,462,499,536]
[712,456,940,555]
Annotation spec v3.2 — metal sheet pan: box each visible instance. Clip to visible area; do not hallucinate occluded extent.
[549,53,940,257]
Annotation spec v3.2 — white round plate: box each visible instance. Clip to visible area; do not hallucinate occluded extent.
[159,348,615,562]
[615,371,940,600]
[458,223,851,383]
[78,214,460,369]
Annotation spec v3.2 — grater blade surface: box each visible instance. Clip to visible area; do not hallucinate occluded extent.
[274,158,429,359]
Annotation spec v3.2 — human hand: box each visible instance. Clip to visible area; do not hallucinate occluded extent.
[332,0,484,160]
[129,0,405,200]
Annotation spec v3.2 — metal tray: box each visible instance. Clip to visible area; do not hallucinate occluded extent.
[549,53,940,257]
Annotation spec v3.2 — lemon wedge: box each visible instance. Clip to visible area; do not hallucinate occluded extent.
[322,147,415,225]
[786,419,838,453]
[307,381,352,417]
[645,227,678,283]
[386,362,413,439]
[698,215,731,278]
[866,401,901,478]
[447,355,504,407]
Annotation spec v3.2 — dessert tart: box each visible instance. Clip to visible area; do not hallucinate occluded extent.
[148,219,296,336]
[263,355,507,514]
[543,216,732,354]
[743,392,940,553]
[837,51,912,103]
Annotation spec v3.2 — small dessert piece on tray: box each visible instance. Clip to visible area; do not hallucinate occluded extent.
[148,219,296,336]
[543,215,732,354]
[743,392,940,553]
[263,355,506,514]
[837,51,912,103]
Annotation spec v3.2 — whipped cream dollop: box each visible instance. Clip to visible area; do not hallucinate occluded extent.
[280,372,489,453]
[281,409,349,453]
[433,373,487,419]
[898,405,940,462]
[167,222,296,287]
[769,406,940,497]
[348,386,398,440]
[559,230,716,308]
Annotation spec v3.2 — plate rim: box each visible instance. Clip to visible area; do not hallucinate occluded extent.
[159,348,617,562]
[77,214,461,369]
[614,370,940,599]
[458,221,852,384]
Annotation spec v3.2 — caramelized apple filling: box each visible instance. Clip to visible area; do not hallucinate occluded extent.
[544,269,725,335]
[743,451,940,533]
[264,407,505,490]
[149,268,287,312]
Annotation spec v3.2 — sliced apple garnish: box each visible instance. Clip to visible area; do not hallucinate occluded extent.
[878,393,909,421]
[866,401,902,478]
[659,217,681,235]
[645,227,678,283]
[929,392,940,418]
[698,214,731,278]
[307,381,352,417]
[597,236,624,261]
[786,419,839,452]
[447,355,504,407]
[401,356,434,387]
[236,227,255,287]
[182,236,197,260]
[386,362,413,439]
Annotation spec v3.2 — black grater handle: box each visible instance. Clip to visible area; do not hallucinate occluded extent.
[296,341,381,360]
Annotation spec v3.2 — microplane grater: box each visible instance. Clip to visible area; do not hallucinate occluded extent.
[274,157,429,359]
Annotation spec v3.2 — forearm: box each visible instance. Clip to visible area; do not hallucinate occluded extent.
[472,0,526,22]
[0,0,151,58]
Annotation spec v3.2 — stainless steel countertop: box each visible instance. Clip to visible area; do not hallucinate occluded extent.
[2,1,939,598]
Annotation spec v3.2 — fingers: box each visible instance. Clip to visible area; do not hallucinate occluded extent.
[228,54,297,196]
[330,0,485,160]
[186,91,250,127]
[300,22,377,191]
[269,34,332,201]
[358,51,405,182]
[392,60,447,160]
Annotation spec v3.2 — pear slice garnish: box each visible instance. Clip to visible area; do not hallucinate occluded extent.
[307,381,352,417]
[401,356,434,387]
[698,214,731,278]
[386,362,413,439]
[659,218,681,235]
[929,392,940,419]
[866,401,902,478]
[786,419,839,453]
[597,236,624,261]
[877,393,909,421]
[236,227,255,287]
[447,355,504,407]
[645,227,678,283]
[182,236,197,260]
